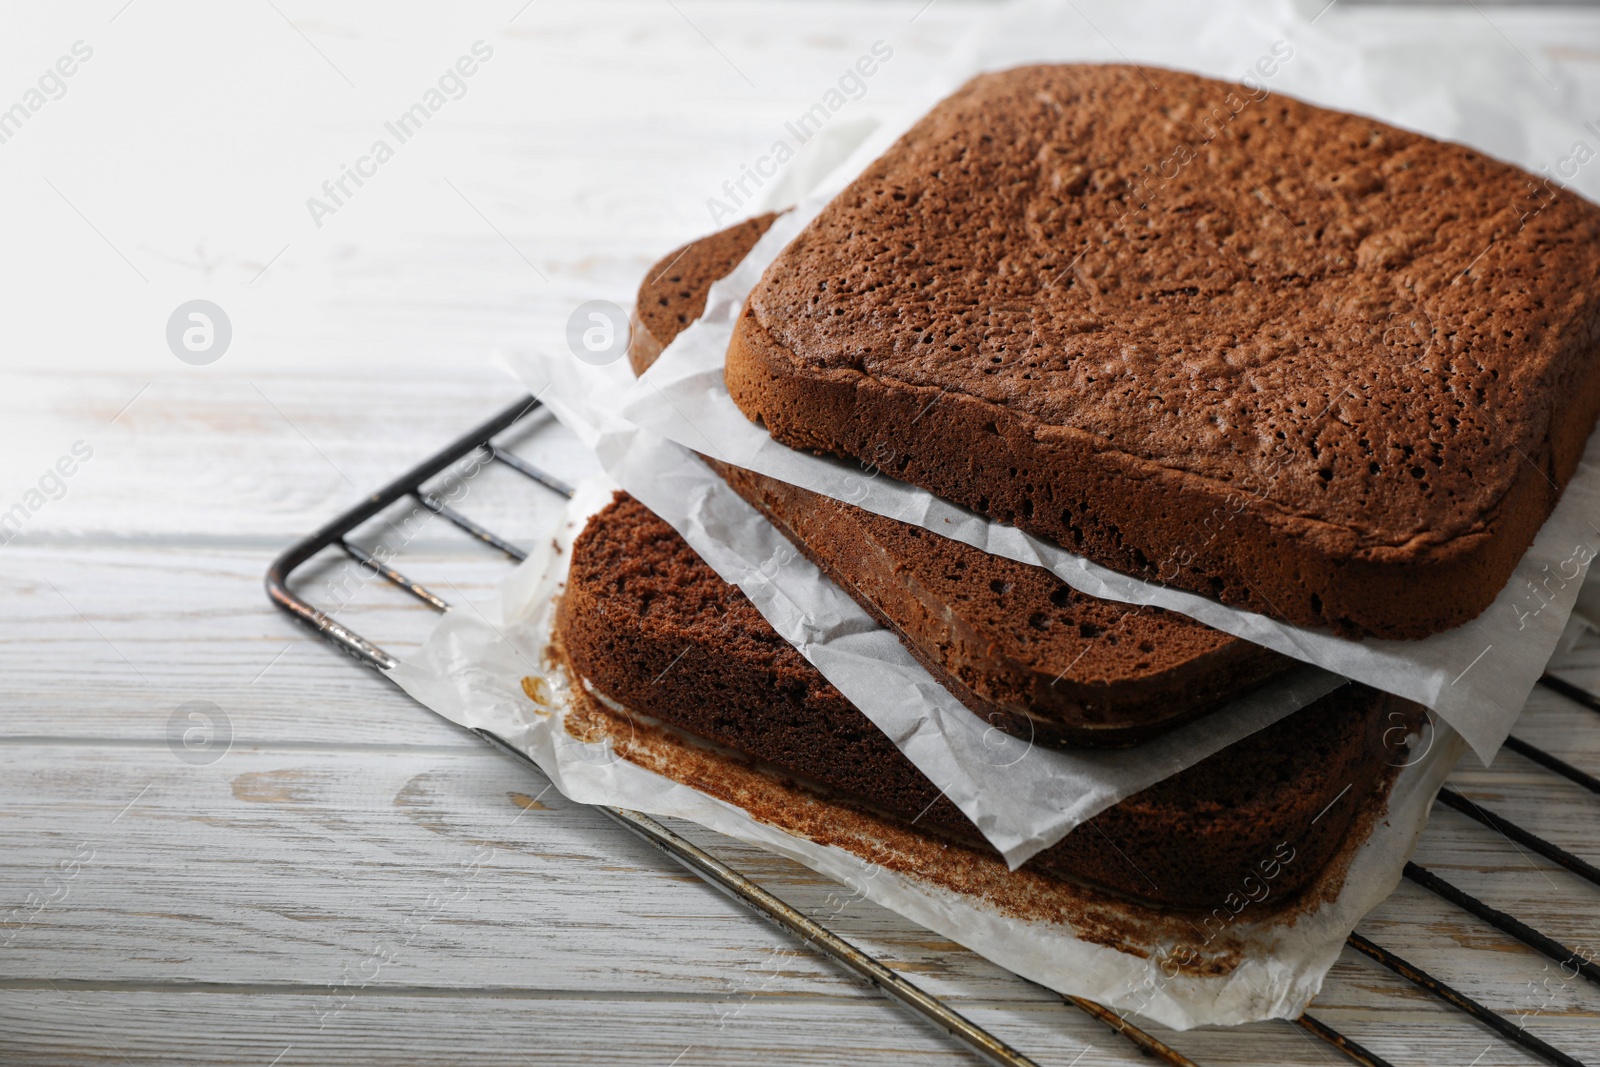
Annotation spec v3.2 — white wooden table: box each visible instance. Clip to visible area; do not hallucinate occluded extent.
[4,2,1600,1064]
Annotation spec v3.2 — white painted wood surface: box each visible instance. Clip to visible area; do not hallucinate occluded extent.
[4,2,1600,1064]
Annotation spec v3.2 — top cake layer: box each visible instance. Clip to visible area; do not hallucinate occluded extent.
[726,63,1600,638]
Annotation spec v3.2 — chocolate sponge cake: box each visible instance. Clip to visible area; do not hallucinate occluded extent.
[633,217,1295,746]
[555,492,1416,910]
[628,211,781,374]
[725,64,1600,639]
[711,458,1291,746]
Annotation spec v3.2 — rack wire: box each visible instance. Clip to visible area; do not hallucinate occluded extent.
[267,394,1598,1067]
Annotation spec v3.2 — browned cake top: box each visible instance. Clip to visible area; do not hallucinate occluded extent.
[744,63,1600,555]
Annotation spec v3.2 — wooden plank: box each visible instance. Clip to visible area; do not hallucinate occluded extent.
[2,741,1599,1044]
[0,373,591,542]
[0,992,1104,1067]
[10,988,1600,1067]
[0,744,1053,1001]
[0,542,509,747]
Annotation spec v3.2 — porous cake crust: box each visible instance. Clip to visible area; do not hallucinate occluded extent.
[628,211,781,375]
[555,492,1413,910]
[711,458,1292,746]
[726,64,1600,638]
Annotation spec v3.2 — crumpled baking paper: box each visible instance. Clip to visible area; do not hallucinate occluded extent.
[517,344,1343,869]
[386,473,1470,1031]
[612,0,1600,764]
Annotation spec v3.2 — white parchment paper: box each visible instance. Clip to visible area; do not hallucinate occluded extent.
[607,0,1600,764]
[386,475,1469,1030]
[517,346,1343,868]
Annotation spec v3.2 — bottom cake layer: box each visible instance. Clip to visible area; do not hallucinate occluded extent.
[555,491,1420,911]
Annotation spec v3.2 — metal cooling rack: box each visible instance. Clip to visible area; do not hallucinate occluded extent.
[266,394,1600,1067]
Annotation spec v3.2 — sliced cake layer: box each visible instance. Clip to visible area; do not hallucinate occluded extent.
[555,492,1414,910]
[628,211,781,374]
[633,216,1293,746]
[725,64,1600,639]
[710,458,1291,746]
